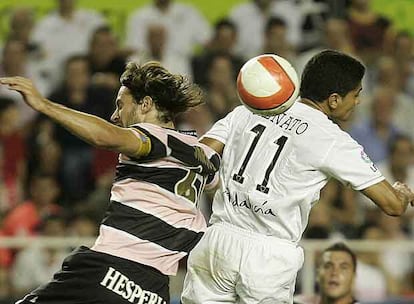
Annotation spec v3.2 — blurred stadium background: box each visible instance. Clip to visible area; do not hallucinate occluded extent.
[1,0,414,303]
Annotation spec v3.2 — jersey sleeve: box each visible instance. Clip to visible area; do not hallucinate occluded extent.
[130,124,220,176]
[322,136,385,191]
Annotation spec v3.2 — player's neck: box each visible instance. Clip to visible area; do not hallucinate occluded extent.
[300,98,330,117]
[153,120,175,129]
[141,111,175,129]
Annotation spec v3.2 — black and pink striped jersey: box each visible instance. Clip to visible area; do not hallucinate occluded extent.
[91,123,220,275]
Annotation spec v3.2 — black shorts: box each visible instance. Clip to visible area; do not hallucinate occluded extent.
[16,246,170,304]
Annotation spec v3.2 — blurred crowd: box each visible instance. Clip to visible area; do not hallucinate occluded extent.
[0,0,414,302]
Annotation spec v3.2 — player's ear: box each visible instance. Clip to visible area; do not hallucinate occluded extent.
[327,93,341,110]
[140,96,154,113]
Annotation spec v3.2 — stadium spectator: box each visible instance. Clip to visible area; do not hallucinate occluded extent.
[262,16,296,63]
[31,0,106,90]
[202,53,240,121]
[376,135,414,192]
[24,116,62,188]
[136,23,192,77]
[346,0,395,64]
[377,212,413,295]
[354,223,390,302]
[0,98,26,213]
[48,55,93,201]
[350,86,403,163]
[0,259,11,303]
[67,215,97,237]
[295,18,355,75]
[2,173,61,237]
[294,242,359,304]
[126,0,211,74]
[303,200,333,239]
[390,31,414,99]
[229,0,303,58]
[374,57,414,139]
[11,215,69,296]
[318,180,359,238]
[88,26,126,92]
[6,7,38,56]
[0,39,43,127]
[192,18,244,87]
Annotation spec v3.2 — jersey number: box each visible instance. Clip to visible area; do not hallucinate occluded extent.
[175,170,203,204]
[232,124,288,194]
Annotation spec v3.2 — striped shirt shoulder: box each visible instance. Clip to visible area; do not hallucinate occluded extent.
[130,123,220,175]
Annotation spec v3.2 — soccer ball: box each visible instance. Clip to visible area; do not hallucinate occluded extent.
[236,54,300,116]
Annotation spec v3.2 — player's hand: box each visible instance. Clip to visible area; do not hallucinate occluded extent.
[0,77,46,111]
[393,181,414,207]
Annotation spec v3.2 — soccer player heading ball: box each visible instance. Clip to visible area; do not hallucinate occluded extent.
[181,50,414,304]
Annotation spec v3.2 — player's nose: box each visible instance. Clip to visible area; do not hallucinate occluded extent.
[110,111,119,123]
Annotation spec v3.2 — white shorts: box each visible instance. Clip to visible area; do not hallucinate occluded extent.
[181,222,304,304]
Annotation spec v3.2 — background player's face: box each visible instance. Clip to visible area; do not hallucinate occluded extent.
[330,84,362,121]
[111,86,140,127]
[317,251,355,300]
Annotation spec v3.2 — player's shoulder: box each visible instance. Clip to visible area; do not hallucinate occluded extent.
[132,123,197,140]
[232,105,250,116]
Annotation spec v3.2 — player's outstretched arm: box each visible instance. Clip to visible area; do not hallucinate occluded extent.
[0,76,150,158]
[362,180,414,216]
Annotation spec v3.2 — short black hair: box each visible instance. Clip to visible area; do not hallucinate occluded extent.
[321,242,357,272]
[64,54,89,72]
[265,16,286,33]
[300,50,365,102]
[90,25,114,45]
[214,18,236,33]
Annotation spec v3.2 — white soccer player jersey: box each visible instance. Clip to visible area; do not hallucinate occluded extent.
[203,104,384,243]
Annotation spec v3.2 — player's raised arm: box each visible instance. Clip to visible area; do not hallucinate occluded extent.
[362,180,414,216]
[0,76,150,158]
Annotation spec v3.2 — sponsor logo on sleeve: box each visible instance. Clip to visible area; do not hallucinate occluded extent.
[360,149,378,172]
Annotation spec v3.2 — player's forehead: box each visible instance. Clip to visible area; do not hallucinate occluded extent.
[115,86,135,103]
[321,251,353,265]
[117,86,132,97]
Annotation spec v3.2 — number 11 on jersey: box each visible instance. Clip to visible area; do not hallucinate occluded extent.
[232,124,288,194]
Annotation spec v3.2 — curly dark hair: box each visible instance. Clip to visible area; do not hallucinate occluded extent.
[120,61,203,122]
